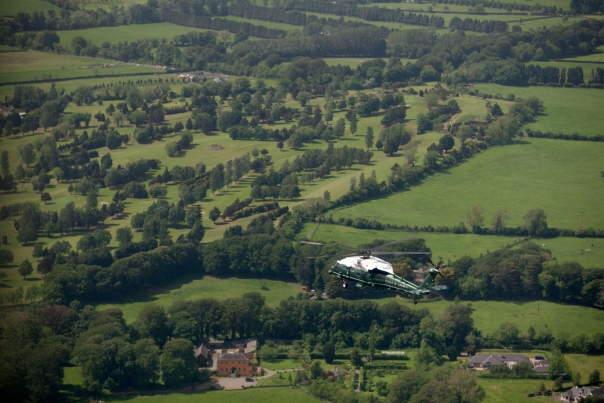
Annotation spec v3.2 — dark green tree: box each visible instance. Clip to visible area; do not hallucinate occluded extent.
[18,258,33,279]
[209,206,221,223]
[160,339,197,387]
[135,304,170,347]
[322,342,335,364]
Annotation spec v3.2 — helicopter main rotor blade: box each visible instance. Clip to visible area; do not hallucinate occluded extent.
[372,251,432,255]
[299,241,326,246]
[371,236,418,251]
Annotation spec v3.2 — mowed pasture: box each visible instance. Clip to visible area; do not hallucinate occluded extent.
[0,0,61,16]
[113,388,320,403]
[0,51,158,84]
[301,223,604,268]
[222,15,302,32]
[474,83,604,136]
[402,299,604,338]
[333,138,604,230]
[78,0,147,10]
[56,23,219,47]
[96,276,303,323]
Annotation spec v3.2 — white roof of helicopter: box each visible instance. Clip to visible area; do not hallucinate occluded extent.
[337,256,394,275]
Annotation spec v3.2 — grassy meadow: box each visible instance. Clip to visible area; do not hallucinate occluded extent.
[56,23,218,47]
[0,0,62,15]
[332,138,604,230]
[401,299,604,338]
[474,84,604,136]
[95,276,303,322]
[0,51,159,84]
[112,388,320,403]
[301,223,604,268]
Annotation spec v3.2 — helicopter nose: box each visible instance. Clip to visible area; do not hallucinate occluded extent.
[328,270,333,274]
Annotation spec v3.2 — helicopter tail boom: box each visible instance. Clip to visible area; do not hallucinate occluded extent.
[418,267,443,290]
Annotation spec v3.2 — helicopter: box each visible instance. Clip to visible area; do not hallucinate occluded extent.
[301,236,447,304]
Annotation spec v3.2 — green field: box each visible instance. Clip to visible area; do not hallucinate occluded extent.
[367,0,571,12]
[333,138,604,230]
[303,12,430,31]
[474,84,604,136]
[112,388,320,403]
[56,23,217,47]
[478,379,550,403]
[0,0,62,15]
[561,45,604,63]
[401,299,604,338]
[79,0,147,10]
[302,223,604,268]
[63,366,83,387]
[0,51,159,84]
[222,16,302,32]
[257,372,294,386]
[96,276,303,322]
[260,359,303,371]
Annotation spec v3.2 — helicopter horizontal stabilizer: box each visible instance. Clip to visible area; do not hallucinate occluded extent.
[430,286,447,291]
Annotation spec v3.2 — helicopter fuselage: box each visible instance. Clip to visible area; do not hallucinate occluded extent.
[328,256,445,301]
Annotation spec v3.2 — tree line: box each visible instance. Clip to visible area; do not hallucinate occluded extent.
[449,16,508,33]
[161,11,287,39]
[287,0,445,27]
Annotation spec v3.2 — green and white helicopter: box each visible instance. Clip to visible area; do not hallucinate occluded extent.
[302,237,447,304]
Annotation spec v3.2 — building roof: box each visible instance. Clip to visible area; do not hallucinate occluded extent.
[0,105,9,117]
[194,344,210,359]
[468,354,531,366]
[532,365,549,374]
[218,352,250,362]
[561,386,600,399]
[245,340,257,354]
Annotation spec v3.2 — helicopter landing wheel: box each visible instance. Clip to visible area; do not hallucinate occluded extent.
[342,282,348,289]
[414,300,417,305]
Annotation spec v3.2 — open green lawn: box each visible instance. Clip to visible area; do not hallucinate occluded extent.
[56,23,217,46]
[304,12,430,31]
[63,366,83,387]
[566,354,604,379]
[0,0,62,15]
[333,138,604,230]
[561,45,604,63]
[259,359,303,371]
[0,50,159,84]
[79,0,147,10]
[367,0,571,12]
[399,299,604,338]
[221,16,302,32]
[256,372,293,386]
[478,379,550,403]
[302,223,604,268]
[96,276,303,322]
[474,84,604,136]
[0,73,169,99]
[516,16,587,30]
[111,388,320,403]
